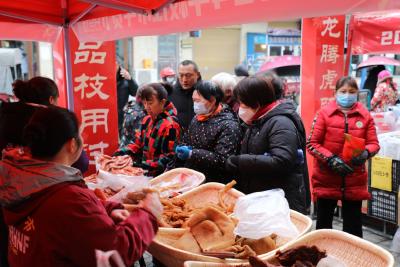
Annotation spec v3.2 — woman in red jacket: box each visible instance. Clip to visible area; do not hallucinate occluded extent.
[307,76,380,237]
[0,106,162,267]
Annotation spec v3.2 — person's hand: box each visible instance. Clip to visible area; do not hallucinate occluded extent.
[327,156,354,176]
[110,209,130,223]
[351,150,369,166]
[225,155,240,173]
[140,192,163,220]
[175,145,192,160]
[120,67,132,80]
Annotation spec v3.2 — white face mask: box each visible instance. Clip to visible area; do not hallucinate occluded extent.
[166,76,175,84]
[193,102,209,115]
[238,107,256,124]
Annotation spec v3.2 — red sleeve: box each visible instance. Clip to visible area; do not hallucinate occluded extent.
[365,116,380,157]
[101,200,124,215]
[53,186,158,267]
[306,112,334,161]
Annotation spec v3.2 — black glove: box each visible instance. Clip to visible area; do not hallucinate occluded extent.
[351,150,369,166]
[327,155,354,176]
[225,155,240,173]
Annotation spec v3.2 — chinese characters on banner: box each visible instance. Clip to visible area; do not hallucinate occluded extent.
[69,31,119,173]
[316,16,345,108]
[301,15,345,136]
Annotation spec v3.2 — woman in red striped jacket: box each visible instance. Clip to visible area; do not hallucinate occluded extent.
[307,76,380,237]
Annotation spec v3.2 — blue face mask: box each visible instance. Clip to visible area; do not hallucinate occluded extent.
[336,93,357,108]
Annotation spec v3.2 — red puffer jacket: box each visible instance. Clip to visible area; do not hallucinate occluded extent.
[306,101,380,201]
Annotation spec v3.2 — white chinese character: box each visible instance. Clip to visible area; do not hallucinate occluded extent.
[78,42,103,50]
[89,51,107,64]
[320,70,338,90]
[321,17,341,38]
[81,109,109,134]
[74,73,90,99]
[74,73,109,100]
[320,44,339,64]
[188,0,209,16]
[86,142,110,165]
[88,74,109,100]
[74,51,90,64]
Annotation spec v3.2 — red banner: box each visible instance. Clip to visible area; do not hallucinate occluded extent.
[69,31,119,174]
[351,11,400,55]
[301,15,346,197]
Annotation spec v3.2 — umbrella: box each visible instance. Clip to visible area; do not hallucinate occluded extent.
[357,56,400,69]
[257,56,301,74]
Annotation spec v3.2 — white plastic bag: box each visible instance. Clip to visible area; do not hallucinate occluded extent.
[95,250,126,267]
[233,189,299,239]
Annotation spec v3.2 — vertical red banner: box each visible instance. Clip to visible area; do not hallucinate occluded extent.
[301,15,346,196]
[69,31,119,174]
[52,33,67,108]
[301,15,346,136]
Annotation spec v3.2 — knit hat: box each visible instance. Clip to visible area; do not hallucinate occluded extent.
[377,70,393,84]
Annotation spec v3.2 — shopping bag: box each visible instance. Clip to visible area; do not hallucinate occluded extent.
[233,189,299,239]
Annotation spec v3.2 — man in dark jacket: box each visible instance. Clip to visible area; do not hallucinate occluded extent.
[168,60,201,131]
[116,65,139,134]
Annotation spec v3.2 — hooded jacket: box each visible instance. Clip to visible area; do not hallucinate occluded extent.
[235,101,307,213]
[168,82,197,131]
[307,101,380,201]
[0,149,157,267]
[118,101,181,176]
[180,105,241,183]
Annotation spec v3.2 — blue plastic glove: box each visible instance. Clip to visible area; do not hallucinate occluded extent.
[175,145,192,160]
[296,149,304,165]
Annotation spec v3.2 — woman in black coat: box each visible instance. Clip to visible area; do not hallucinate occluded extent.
[226,76,307,213]
[175,81,241,183]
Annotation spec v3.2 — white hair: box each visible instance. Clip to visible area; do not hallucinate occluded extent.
[211,72,237,92]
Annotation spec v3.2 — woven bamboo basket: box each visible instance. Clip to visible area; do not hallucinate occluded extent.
[183,229,395,267]
[149,182,312,267]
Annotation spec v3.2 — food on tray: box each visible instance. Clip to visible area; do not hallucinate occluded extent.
[97,154,144,176]
[122,188,156,204]
[157,180,238,228]
[226,234,277,258]
[173,229,202,253]
[93,186,124,200]
[249,245,328,267]
[186,206,236,252]
[84,173,98,183]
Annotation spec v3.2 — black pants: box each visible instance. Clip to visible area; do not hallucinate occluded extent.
[316,198,363,238]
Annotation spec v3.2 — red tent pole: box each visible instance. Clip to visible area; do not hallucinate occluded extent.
[344,15,354,76]
[63,26,75,111]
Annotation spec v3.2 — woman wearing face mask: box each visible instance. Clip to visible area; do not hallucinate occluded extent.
[371,70,398,112]
[174,81,241,183]
[225,76,307,213]
[115,83,181,177]
[0,107,162,267]
[307,76,380,237]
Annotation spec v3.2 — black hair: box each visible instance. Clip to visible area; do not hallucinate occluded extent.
[23,107,81,159]
[234,64,249,77]
[140,83,171,102]
[335,76,359,91]
[13,77,59,105]
[256,71,284,100]
[195,81,224,105]
[234,76,275,109]
[180,60,199,73]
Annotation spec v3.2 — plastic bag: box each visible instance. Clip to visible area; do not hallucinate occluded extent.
[233,189,299,239]
[95,250,126,267]
[391,228,400,253]
[342,133,365,162]
[151,173,201,198]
